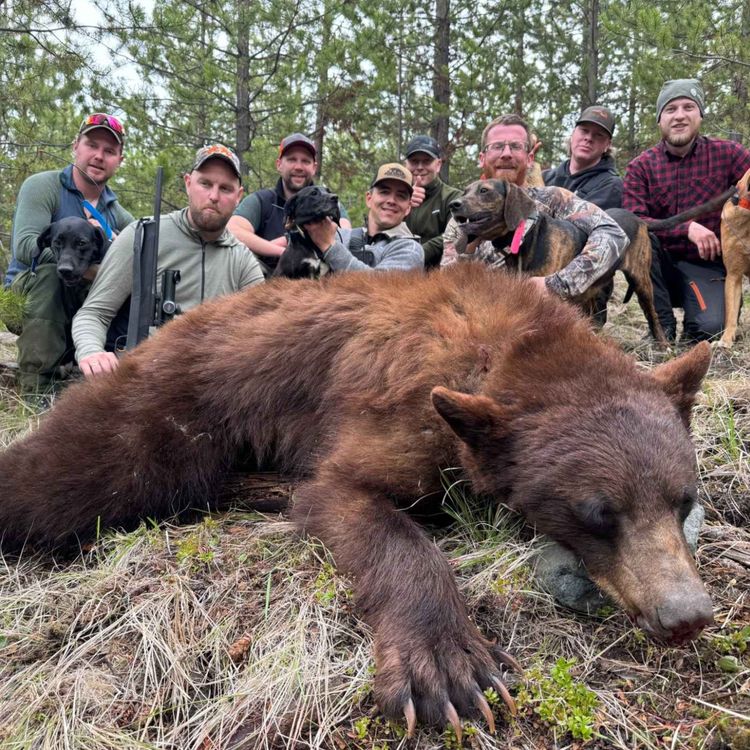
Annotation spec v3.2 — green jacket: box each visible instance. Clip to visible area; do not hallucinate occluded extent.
[5,166,133,285]
[405,177,462,267]
[72,208,265,360]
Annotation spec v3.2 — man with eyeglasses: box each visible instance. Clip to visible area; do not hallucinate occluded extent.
[6,112,134,393]
[72,144,265,380]
[442,113,627,303]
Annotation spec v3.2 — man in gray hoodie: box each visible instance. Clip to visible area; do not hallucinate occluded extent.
[73,144,265,379]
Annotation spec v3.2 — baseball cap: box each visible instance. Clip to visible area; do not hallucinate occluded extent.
[576,105,615,137]
[78,113,125,145]
[405,135,441,159]
[191,143,242,180]
[656,79,705,121]
[279,133,317,158]
[370,163,413,194]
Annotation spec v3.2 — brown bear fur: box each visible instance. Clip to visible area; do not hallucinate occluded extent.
[0,264,713,731]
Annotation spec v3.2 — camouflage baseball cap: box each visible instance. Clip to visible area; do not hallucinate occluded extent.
[576,105,615,137]
[370,163,413,194]
[191,143,242,179]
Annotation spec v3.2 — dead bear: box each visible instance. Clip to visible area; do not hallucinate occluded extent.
[0,263,713,736]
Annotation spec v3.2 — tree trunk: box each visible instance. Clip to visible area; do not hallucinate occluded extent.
[433,0,450,180]
[235,0,251,178]
[581,0,599,107]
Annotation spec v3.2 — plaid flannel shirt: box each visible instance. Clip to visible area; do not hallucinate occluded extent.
[623,136,750,260]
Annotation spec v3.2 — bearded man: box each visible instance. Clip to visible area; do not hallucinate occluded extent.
[72,144,265,379]
[623,79,750,342]
[442,113,628,301]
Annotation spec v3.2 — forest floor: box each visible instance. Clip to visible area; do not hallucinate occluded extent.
[0,278,747,749]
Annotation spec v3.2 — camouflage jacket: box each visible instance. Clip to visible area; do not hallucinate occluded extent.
[441,186,628,298]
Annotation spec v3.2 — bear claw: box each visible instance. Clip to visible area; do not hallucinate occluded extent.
[475,690,495,733]
[445,701,462,742]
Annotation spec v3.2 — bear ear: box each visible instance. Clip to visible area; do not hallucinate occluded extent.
[503,182,536,230]
[650,341,711,427]
[431,386,513,447]
[35,225,53,258]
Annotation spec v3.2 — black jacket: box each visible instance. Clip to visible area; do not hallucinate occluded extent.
[542,155,623,210]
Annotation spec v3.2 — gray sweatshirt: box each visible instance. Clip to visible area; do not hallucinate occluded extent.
[73,208,264,360]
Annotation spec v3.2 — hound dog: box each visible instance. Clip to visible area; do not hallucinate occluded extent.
[450,179,668,345]
[274,186,341,279]
[717,167,750,349]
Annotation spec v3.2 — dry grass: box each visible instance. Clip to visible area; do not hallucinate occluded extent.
[0,279,748,750]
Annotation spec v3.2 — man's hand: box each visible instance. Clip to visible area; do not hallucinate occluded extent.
[687,221,721,261]
[82,263,101,281]
[79,351,119,379]
[410,185,426,208]
[528,276,550,295]
[303,217,337,252]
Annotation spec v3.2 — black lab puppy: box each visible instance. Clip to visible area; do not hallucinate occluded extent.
[34,217,108,286]
[274,186,341,279]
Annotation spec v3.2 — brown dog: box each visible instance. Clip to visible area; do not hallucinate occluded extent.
[717,167,750,349]
[450,180,668,344]
[0,266,713,737]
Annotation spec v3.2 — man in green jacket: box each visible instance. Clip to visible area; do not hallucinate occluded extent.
[73,144,265,379]
[7,112,134,392]
[403,135,462,268]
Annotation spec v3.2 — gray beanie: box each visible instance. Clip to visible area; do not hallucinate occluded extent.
[656,79,705,121]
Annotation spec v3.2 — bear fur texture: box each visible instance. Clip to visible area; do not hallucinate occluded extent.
[0,264,713,733]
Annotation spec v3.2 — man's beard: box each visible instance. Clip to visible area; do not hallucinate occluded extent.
[282,175,314,195]
[189,206,229,234]
[664,122,699,148]
[487,165,522,183]
[665,131,696,147]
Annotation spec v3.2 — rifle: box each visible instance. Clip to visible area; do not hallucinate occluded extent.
[125,167,181,349]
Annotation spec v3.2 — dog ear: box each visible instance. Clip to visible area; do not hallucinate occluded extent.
[503,182,536,230]
[34,225,53,259]
[92,225,107,261]
[284,195,299,230]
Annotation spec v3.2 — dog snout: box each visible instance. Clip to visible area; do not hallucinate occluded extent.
[57,264,82,285]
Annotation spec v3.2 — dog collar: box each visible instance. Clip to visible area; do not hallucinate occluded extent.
[509,221,526,254]
[739,196,750,211]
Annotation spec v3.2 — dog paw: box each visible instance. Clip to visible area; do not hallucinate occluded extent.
[372,623,520,739]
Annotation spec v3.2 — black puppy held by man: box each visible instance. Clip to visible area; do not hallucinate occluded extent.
[34,217,108,287]
[274,186,341,279]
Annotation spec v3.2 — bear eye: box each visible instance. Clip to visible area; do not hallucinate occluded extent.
[575,496,619,539]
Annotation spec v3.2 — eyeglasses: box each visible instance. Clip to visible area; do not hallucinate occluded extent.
[484,140,527,153]
[79,113,125,137]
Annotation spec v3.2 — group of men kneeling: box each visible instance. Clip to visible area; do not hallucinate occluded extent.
[5,77,749,393]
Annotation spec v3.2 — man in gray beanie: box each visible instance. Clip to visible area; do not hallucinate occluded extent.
[623,79,750,342]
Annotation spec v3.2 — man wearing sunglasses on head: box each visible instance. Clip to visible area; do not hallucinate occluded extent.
[441,113,628,302]
[6,112,134,393]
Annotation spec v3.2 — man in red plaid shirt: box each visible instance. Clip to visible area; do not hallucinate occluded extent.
[623,79,750,342]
